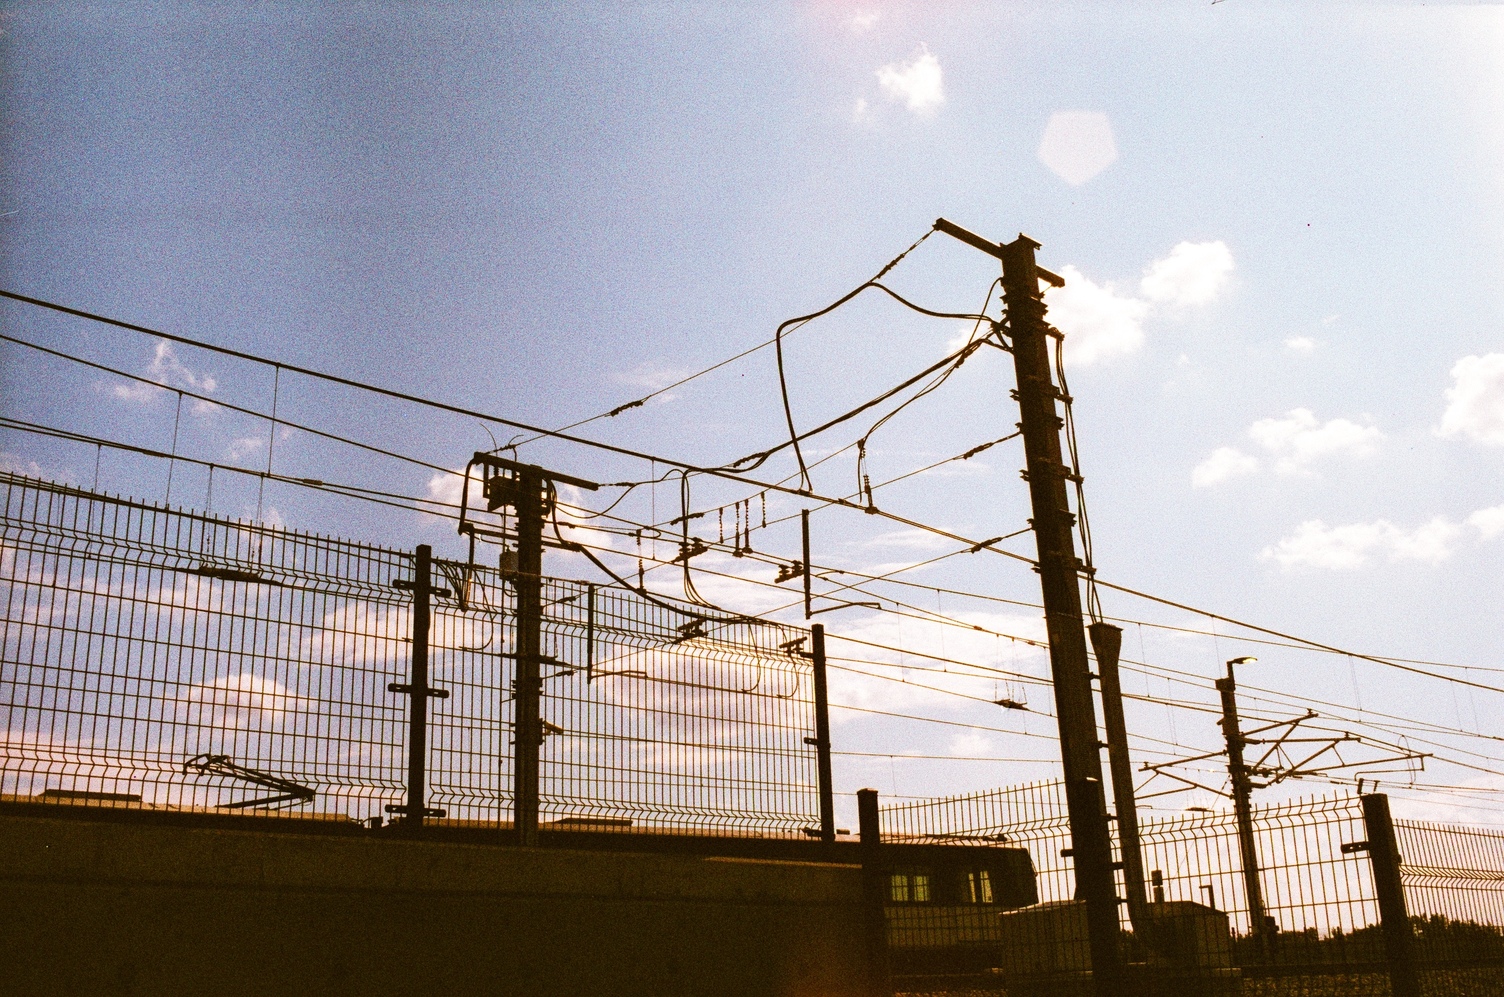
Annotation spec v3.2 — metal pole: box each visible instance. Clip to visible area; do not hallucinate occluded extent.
[1216,664,1268,940]
[514,465,544,847]
[406,543,432,831]
[1362,793,1421,997]
[1092,622,1148,928]
[810,623,835,843]
[802,508,812,620]
[1000,235,1123,993]
[856,788,891,997]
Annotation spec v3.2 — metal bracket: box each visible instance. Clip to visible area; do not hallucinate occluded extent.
[385,803,446,818]
[388,681,450,700]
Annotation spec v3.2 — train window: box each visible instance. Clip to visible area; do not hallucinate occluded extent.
[967,869,994,904]
[889,871,932,903]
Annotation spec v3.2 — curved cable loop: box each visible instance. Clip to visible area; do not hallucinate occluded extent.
[773,279,998,491]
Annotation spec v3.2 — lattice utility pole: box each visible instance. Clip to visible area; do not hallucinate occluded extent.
[935,218,1124,995]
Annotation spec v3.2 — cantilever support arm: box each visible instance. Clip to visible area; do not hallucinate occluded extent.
[184,753,315,810]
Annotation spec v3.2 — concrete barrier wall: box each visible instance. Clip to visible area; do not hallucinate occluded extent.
[0,813,871,997]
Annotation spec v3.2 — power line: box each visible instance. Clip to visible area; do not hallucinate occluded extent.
[0,287,1040,569]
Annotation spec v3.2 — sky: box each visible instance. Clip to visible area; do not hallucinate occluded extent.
[3,2,1504,828]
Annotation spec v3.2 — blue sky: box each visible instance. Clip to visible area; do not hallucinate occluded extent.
[3,2,1504,824]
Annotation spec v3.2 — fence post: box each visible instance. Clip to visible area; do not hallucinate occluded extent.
[857,788,891,997]
[386,543,449,830]
[811,624,835,844]
[1362,793,1420,997]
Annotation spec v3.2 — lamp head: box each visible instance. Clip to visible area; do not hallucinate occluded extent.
[1227,656,1257,666]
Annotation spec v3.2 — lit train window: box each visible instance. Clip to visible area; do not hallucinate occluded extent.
[967,869,994,904]
[889,871,932,903]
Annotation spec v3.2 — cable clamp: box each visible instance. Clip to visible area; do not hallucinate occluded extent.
[388,682,450,700]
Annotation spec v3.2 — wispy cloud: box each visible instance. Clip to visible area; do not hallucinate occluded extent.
[111,340,219,414]
[1193,408,1381,487]
[1285,336,1318,355]
[1261,517,1463,570]
[1248,408,1382,472]
[610,362,689,404]
[877,45,944,116]
[227,437,264,461]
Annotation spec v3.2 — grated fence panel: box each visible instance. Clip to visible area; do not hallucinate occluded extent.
[0,473,820,835]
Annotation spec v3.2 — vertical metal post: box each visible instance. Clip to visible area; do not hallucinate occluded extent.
[1092,622,1148,927]
[802,508,813,620]
[1000,235,1123,994]
[585,582,596,683]
[406,543,432,830]
[810,623,835,843]
[387,544,448,829]
[1216,666,1268,941]
[514,465,544,847]
[1362,793,1421,997]
[857,788,891,997]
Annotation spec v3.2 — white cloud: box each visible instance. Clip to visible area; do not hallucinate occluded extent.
[1247,408,1382,472]
[877,46,944,116]
[1139,241,1234,308]
[1285,336,1317,355]
[1467,504,1504,540]
[426,467,469,510]
[1192,447,1260,488]
[850,11,880,32]
[1043,265,1148,366]
[1038,111,1117,186]
[1261,517,1463,571]
[1438,353,1504,445]
[1045,240,1232,367]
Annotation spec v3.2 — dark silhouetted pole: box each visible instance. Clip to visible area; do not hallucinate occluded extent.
[802,508,813,619]
[514,465,545,847]
[1092,622,1149,928]
[999,232,1124,994]
[857,788,891,997]
[810,623,835,843]
[1362,793,1420,997]
[1217,661,1268,941]
[387,543,449,829]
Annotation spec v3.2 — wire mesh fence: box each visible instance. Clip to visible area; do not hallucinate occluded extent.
[0,473,820,836]
[1396,818,1504,991]
[881,784,1504,995]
